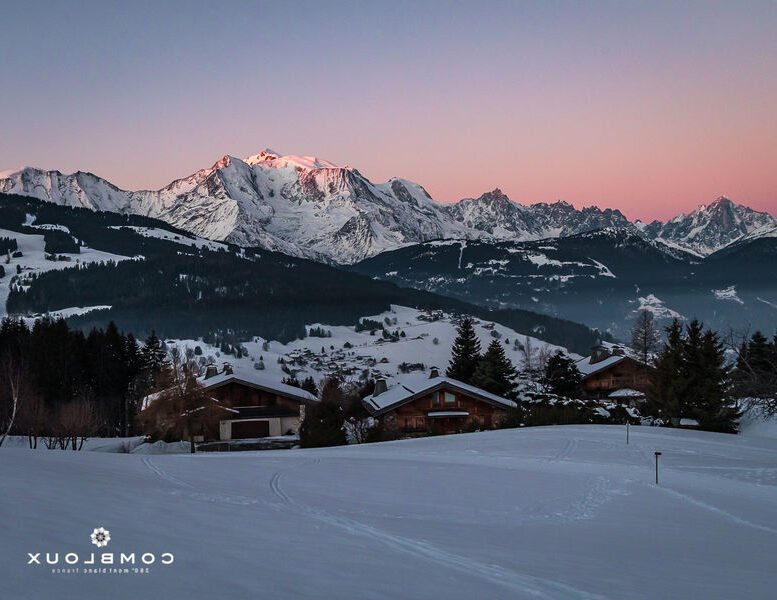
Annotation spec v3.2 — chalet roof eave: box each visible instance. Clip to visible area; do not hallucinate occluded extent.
[202,374,318,404]
[365,378,515,416]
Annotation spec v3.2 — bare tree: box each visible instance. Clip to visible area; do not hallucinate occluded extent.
[339,379,374,444]
[137,346,225,453]
[17,392,47,449]
[0,355,23,448]
[58,399,102,450]
[518,336,538,373]
[631,310,660,366]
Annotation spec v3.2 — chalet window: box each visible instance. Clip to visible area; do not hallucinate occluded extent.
[432,393,440,406]
[434,391,456,406]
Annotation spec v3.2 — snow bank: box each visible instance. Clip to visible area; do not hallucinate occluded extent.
[0,435,146,453]
[130,440,192,454]
[739,407,777,439]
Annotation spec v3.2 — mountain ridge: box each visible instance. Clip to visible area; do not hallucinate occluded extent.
[2,151,775,263]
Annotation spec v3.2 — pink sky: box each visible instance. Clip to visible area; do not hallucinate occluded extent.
[1,1,776,222]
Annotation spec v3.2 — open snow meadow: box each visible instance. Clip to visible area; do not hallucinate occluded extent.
[2,425,777,600]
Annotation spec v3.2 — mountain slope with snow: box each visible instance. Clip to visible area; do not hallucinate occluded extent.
[0,151,465,264]
[448,189,636,241]
[351,228,777,338]
[644,197,777,257]
[2,152,775,263]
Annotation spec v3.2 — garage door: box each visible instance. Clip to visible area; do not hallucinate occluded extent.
[231,420,270,439]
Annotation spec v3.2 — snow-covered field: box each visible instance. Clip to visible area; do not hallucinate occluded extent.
[2,425,776,599]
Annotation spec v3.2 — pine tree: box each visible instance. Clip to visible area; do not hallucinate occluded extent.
[446,317,481,383]
[679,319,705,419]
[542,351,582,398]
[647,319,685,421]
[471,340,518,399]
[141,331,166,386]
[299,377,346,448]
[300,376,318,396]
[694,329,737,432]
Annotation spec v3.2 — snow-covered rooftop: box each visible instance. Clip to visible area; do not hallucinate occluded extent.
[200,368,318,403]
[364,375,516,415]
[575,354,627,377]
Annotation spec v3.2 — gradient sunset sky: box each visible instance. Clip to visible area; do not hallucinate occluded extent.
[2,1,776,221]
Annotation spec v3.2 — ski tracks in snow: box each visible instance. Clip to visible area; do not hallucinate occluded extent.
[268,459,605,600]
[141,456,194,489]
[550,437,578,463]
[656,485,777,536]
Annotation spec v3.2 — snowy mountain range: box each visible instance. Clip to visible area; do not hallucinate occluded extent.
[2,150,775,263]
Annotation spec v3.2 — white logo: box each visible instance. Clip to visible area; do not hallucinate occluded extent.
[90,527,111,548]
[26,526,174,573]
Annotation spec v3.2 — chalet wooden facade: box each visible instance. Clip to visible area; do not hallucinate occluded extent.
[201,366,318,440]
[575,345,652,402]
[362,372,516,436]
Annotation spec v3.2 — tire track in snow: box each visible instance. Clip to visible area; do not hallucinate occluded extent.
[269,462,605,600]
[141,456,194,489]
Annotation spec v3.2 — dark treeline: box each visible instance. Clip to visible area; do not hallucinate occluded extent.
[43,229,80,254]
[0,236,18,255]
[0,317,166,447]
[731,330,777,416]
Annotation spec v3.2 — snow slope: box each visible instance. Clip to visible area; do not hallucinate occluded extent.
[165,305,568,389]
[162,305,564,385]
[2,425,776,599]
[0,227,133,316]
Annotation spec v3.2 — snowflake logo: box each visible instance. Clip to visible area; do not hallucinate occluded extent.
[90,527,111,548]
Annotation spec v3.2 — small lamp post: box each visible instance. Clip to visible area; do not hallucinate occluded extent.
[654,451,662,485]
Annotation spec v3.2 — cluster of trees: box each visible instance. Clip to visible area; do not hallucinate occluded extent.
[0,318,167,449]
[0,236,17,255]
[446,317,583,400]
[354,318,383,333]
[299,377,375,447]
[441,311,768,434]
[281,375,318,396]
[43,230,80,254]
[446,317,518,399]
[307,327,332,338]
[647,318,739,432]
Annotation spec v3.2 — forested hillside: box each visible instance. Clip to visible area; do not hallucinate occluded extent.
[0,193,606,352]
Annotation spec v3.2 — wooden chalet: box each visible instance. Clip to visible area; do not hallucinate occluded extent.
[201,365,318,440]
[575,345,652,402]
[362,368,516,436]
